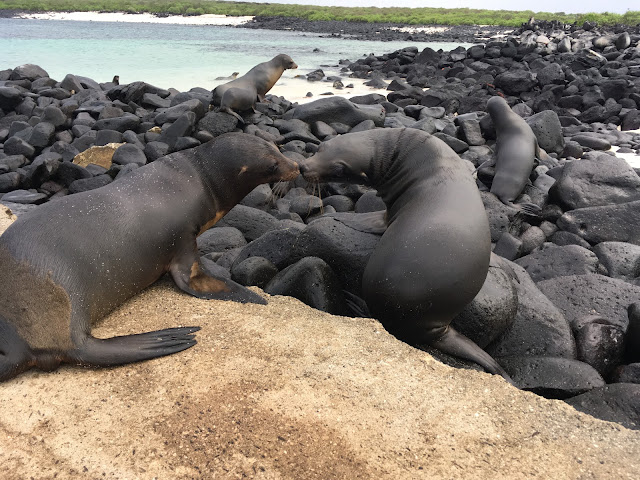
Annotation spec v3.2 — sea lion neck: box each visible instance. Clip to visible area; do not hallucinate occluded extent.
[370,129,422,209]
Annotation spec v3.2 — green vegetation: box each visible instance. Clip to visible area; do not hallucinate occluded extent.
[0,0,638,27]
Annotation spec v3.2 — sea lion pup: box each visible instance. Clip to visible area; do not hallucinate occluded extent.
[300,128,511,381]
[484,95,544,216]
[0,133,300,382]
[214,72,239,81]
[211,54,298,108]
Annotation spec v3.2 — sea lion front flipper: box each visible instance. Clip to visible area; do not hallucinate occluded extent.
[327,211,388,235]
[428,326,515,385]
[70,327,200,367]
[170,254,267,305]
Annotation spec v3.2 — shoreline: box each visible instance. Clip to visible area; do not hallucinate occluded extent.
[5,10,512,43]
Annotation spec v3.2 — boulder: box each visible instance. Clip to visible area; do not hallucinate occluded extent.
[557,200,640,245]
[264,257,347,315]
[537,274,640,331]
[292,97,385,128]
[499,356,605,399]
[566,384,640,430]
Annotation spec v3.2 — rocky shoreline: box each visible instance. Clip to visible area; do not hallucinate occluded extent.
[239,15,513,44]
[2,21,640,430]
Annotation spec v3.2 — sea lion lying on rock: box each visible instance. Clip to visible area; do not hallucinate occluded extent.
[0,133,300,382]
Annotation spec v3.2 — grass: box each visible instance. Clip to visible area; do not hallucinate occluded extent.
[0,1,638,27]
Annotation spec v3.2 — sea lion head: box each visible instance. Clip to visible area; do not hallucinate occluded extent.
[274,54,298,70]
[300,133,371,185]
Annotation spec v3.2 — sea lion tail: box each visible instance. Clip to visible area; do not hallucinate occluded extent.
[430,327,515,386]
[0,316,36,382]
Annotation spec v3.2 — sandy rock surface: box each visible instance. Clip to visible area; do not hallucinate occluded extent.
[1,206,640,479]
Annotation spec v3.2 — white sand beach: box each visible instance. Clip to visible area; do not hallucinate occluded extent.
[16,11,254,26]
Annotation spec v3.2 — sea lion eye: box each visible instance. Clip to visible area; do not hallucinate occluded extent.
[269,163,279,173]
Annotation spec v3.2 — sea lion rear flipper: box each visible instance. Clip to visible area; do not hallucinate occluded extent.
[429,327,515,385]
[517,202,542,217]
[473,158,496,175]
[0,317,35,382]
[328,211,387,235]
[343,291,372,318]
[70,327,200,367]
[171,257,267,305]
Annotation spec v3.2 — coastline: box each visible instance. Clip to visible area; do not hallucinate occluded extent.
[6,10,511,43]
[11,11,254,26]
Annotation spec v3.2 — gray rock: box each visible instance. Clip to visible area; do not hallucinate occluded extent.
[68,174,112,194]
[292,97,385,128]
[196,111,239,138]
[216,204,282,241]
[231,256,278,289]
[197,226,247,256]
[551,156,640,210]
[452,256,517,348]
[112,144,147,166]
[526,110,565,155]
[487,257,576,359]
[264,256,347,315]
[537,274,640,331]
[520,226,546,255]
[515,243,603,282]
[289,216,380,295]
[593,242,640,280]
[566,384,640,430]
[575,318,625,378]
[232,227,301,270]
[499,356,605,399]
[557,200,640,245]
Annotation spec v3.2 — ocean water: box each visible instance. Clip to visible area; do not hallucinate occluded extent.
[0,18,468,92]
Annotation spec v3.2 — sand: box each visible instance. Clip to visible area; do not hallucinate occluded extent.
[16,11,254,26]
[1,205,640,479]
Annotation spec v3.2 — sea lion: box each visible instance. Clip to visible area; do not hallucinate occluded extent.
[219,87,258,123]
[300,128,511,381]
[0,133,300,382]
[214,72,239,81]
[484,95,543,215]
[211,54,298,108]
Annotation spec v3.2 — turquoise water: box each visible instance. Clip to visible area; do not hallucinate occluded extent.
[0,18,468,92]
